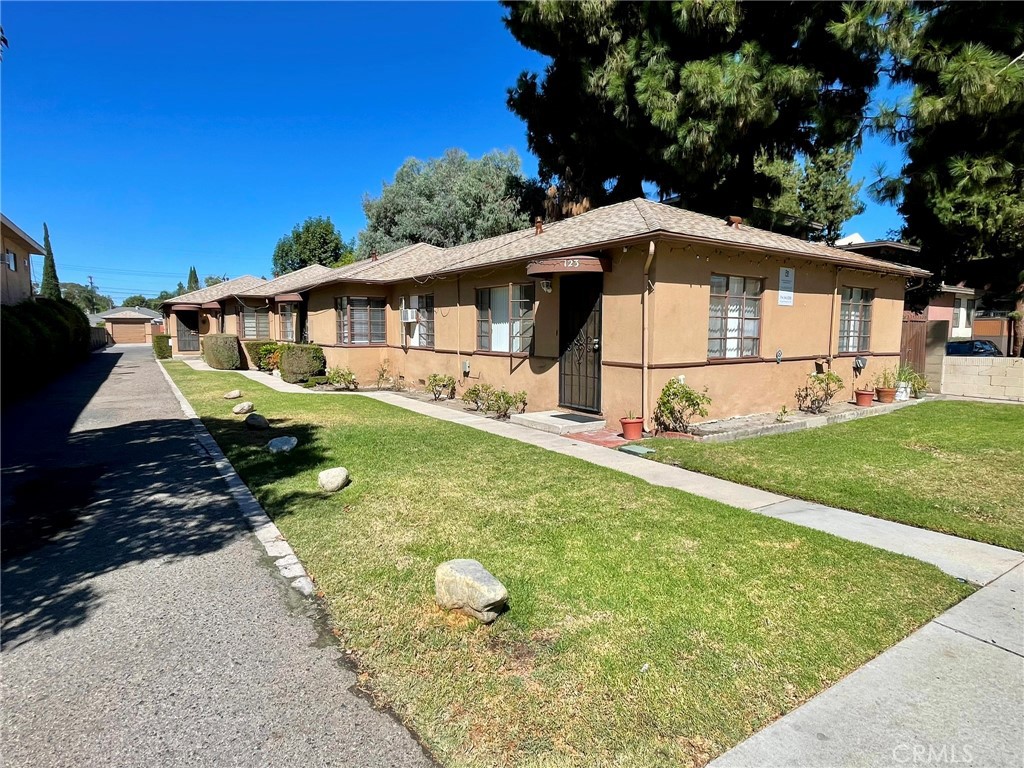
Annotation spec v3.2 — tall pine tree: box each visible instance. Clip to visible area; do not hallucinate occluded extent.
[39,222,61,300]
[186,266,200,292]
[503,1,901,217]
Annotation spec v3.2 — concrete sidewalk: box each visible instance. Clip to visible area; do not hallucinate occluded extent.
[2,347,432,768]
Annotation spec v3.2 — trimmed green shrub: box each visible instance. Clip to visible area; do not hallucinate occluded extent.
[243,340,280,371]
[795,371,843,414]
[654,379,711,433]
[1,297,91,405]
[326,366,358,390]
[202,334,242,370]
[153,334,172,359]
[279,344,326,383]
[427,373,456,400]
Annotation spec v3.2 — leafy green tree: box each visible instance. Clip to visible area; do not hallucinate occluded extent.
[146,290,178,311]
[871,2,1024,353]
[123,294,149,308]
[204,274,227,287]
[272,216,352,276]
[186,266,200,292]
[39,223,61,300]
[358,149,540,258]
[61,282,113,315]
[503,1,900,217]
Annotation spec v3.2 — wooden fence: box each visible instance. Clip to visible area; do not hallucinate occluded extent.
[90,327,112,350]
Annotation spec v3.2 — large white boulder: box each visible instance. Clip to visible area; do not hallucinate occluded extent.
[223,389,242,400]
[435,559,508,624]
[232,401,255,415]
[318,467,350,492]
[267,436,298,454]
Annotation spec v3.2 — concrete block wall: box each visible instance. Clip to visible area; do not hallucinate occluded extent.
[941,357,1024,401]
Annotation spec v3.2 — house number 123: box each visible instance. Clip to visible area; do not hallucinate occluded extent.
[563,258,580,268]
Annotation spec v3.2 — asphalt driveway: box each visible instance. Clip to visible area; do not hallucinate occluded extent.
[1,345,433,767]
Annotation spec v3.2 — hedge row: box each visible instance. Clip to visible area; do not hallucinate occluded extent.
[243,340,281,371]
[2,297,91,405]
[280,344,325,383]
[201,334,243,370]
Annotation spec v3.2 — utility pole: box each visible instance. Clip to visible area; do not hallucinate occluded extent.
[87,275,97,313]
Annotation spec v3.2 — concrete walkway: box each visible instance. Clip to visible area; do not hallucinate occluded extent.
[173,360,1024,767]
[2,347,432,768]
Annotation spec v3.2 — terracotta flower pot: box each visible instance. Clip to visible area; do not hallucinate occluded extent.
[854,389,875,407]
[620,417,645,440]
[875,387,897,404]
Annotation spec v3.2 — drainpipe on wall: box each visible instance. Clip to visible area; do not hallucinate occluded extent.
[641,241,656,429]
[827,266,841,367]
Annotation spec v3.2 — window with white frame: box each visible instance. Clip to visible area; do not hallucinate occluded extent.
[838,287,873,352]
[5,250,16,271]
[240,303,270,339]
[707,274,763,359]
[476,284,534,353]
[408,294,434,348]
[278,302,298,342]
[336,297,386,345]
[953,297,976,329]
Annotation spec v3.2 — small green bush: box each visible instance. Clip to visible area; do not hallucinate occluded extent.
[654,379,711,433]
[279,344,326,383]
[326,366,358,390]
[427,373,456,400]
[243,340,280,371]
[795,371,844,414]
[202,334,243,370]
[461,383,495,411]
[153,334,172,359]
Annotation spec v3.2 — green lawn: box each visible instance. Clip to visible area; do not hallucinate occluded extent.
[165,363,971,768]
[647,401,1024,552]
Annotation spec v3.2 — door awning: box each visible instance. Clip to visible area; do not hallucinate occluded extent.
[170,303,201,311]
[274,293,303,303]
[201,301,222,310]
[526,255,611,277]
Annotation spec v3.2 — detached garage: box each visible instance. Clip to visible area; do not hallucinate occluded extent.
[100,306,163,345]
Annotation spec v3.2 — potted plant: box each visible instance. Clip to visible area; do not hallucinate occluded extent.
[895,363,928,400]
[620,411,645,440]
[873,366,898,404]
[854,388,875,407]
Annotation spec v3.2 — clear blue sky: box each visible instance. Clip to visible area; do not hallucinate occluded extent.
[1,1,905,303]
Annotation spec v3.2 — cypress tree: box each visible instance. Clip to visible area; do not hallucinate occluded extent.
[39,222,62,300]
[186,266,200,292]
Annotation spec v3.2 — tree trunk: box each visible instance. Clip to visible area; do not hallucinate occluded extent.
[1013,283,1024,358]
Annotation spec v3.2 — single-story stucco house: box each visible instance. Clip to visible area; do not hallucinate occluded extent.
[163,198,928,426]
[99,305,165,344]
[1,214,43,306]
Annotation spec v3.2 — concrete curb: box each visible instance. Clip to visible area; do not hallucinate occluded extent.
[156,360,315,597]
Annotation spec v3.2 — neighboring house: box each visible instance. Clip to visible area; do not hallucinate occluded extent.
[162,198,925,425]
[1,214,43,306]
[99,305,164,344]
[86,313,107,327]
[161,275,266,354]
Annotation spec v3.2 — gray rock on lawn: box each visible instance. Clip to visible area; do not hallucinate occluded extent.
[245,413,270,430]
[267,436,298,454]
[435,559,508,624]
[232,401,255,415]
[223,389,242,400]
[318,467,350,492]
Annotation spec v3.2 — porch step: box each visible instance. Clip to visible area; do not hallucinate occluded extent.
[509,410,606,436]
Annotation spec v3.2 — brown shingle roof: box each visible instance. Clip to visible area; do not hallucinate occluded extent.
[160,275,267,305]
[236,264,336,297]
[313,199,929,284]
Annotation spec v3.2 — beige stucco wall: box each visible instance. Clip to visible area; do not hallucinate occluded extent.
[0,230,35,306]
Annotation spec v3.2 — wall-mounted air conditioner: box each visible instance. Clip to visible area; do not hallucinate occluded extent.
[400,308,419,323]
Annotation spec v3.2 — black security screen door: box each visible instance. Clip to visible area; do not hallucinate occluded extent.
[176,312,200,352]
[559,274,603,412]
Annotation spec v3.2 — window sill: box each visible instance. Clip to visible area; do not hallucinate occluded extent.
[473,350,530,359]
[706,355,762,365]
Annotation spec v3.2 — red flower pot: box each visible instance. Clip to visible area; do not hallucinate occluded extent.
[620,417,644,440]
[854,389,875,407]
[875,387,897,404]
